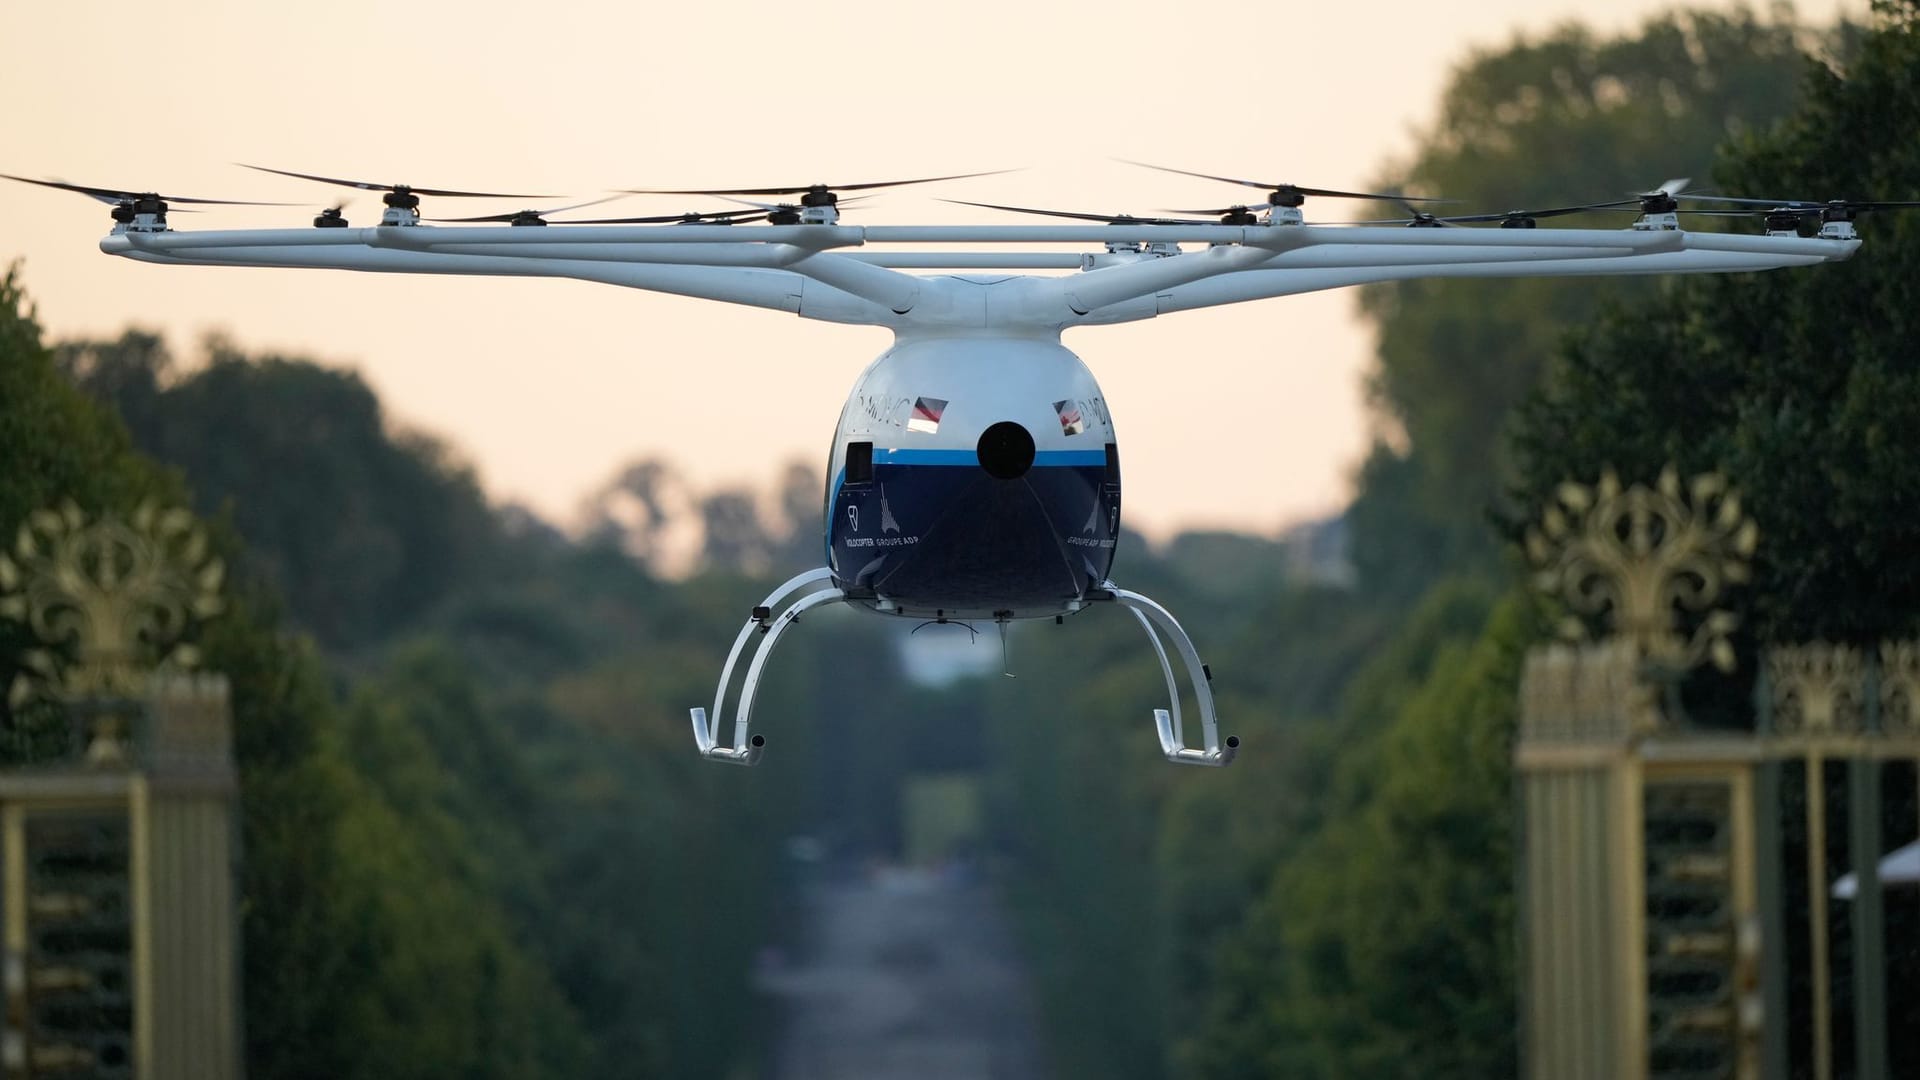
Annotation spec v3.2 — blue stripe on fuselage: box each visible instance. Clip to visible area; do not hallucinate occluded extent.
[823,448,1111,562]
[873,448,1109,467]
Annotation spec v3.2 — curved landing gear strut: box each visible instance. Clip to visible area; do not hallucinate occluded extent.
[1104,585,1239,767]
[690,567,846,765]
[688,573,1236,768]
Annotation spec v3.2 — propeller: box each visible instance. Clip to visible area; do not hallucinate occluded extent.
[425,196,627,226]
[1428,202,1640,227]
[1678,193,1920,223]
[1121,160,1450,208]
[2,172,299,226]
[238,164,559,210]
[1327,180,1692,228]
[548,208,773,226]
[942,199,1216,226]
[1157,204,1275,225]
[1327,202,1643,229]
[313,201,352,228]
[625,170,1010,208]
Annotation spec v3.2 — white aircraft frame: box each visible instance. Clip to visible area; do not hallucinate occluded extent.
[98,204,1859,334]
[80,194,1861,765]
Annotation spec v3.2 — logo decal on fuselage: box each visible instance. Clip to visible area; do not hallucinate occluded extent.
[857,393,914,430]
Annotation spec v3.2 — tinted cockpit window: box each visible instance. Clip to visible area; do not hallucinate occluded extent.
[846,441,874,485]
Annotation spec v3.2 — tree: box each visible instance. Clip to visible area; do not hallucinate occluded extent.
[5,270,593,1077]
[1510,0,1920,646]
[0,267,180,744]
[1349,7,1826,597]
[58,333,500,649]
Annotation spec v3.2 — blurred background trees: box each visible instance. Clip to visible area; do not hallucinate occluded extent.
[7,3,1917,1077]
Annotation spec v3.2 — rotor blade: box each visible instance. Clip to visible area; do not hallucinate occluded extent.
[1120,160,1272,190]
[830,170,1012,192]
[1435,203,1643,224]
[551,208,770,225]
[707,193,878,212]
[1675,193,1813,208]
[1119,160,1451,203]
[1160,204,1275,216]
[238,163,558,198]
[1,173,294,206]
[425,195,627,223]
[624,170,1011,197]
[1680,193,1920,211]
[942,198,1206,225]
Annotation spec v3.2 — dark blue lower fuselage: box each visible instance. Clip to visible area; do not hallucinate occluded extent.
[826,448,1119,617]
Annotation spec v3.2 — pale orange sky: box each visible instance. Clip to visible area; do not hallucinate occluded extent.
[0,0,1856,540]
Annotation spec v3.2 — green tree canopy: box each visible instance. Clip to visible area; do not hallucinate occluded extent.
[1510,0,1920,645]
[1349,7,1827,597]
[58,332,498,649]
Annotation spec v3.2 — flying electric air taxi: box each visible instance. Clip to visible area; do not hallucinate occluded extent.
[4,162,1888,767]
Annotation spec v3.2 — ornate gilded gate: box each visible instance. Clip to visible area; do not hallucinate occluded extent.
[1518,470,1918,1080]
[0,504,241,1080]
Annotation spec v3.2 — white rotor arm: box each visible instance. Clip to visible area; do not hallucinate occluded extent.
[1021,224,1680,322]
[98,218,1861,332]
[1148,232,1858,317]
[103,229,897,324]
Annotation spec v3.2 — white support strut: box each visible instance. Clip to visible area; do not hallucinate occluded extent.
[690,568,845,765]
[1108,586,1238,767]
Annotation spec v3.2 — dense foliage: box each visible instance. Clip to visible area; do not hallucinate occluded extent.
[3,280,926,1078]
[974,7,1908,1079]
[1511,0,1920,645]
[1347,6,1827,597]
[7,5,1916,1077]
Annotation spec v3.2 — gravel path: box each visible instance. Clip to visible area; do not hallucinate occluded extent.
[760,866,1048,1080]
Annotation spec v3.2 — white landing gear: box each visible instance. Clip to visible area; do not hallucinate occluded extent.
[690,567,846,765]
[1104,585,1240,767]
[688,572,1236,768]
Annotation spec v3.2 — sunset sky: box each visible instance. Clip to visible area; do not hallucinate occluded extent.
[0,0,1856,540]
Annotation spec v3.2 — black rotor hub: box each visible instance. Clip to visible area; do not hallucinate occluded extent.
[313,207,348,228]
[382,187,422,211]
[1267,185,1306,209]
[1822,202,1858,223]
[112,194,168,224]
[1638,192,1680,215]
[799,186,838,208]
[508,210,548,227]
[768,206,802,225]
[1217,206,1260,226]
[1765,209,1806,232]
[1500,212,1538,229]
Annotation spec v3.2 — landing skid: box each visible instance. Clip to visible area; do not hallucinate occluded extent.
[688,572,1236,767]
[690,567,846,765]
[1102,585,1239,767]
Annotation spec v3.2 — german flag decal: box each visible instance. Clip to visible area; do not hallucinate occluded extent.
[908,397,947,434]
[1054,399,1085,436]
